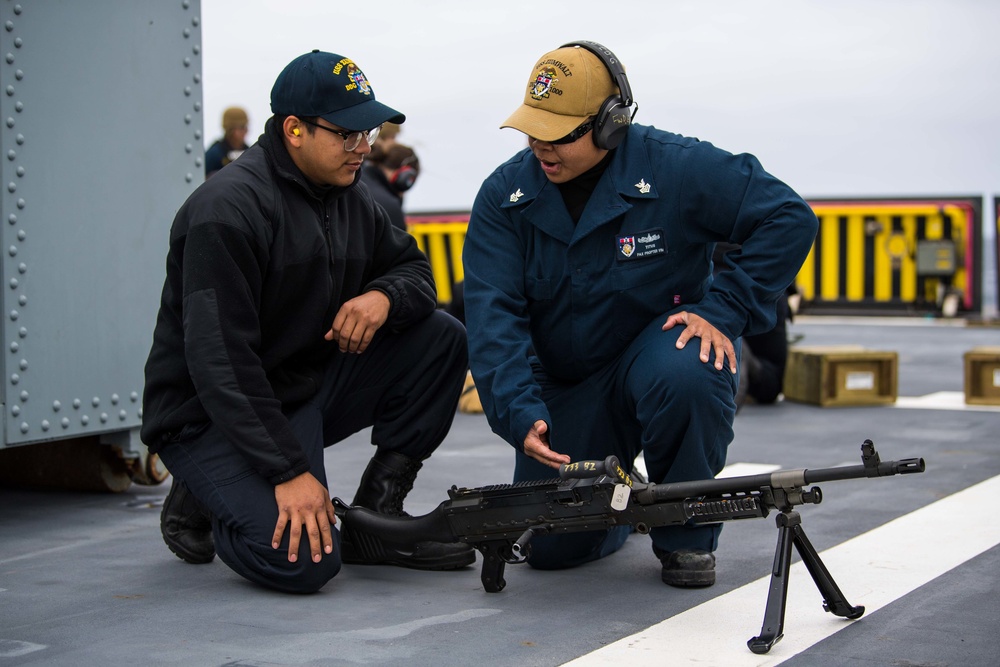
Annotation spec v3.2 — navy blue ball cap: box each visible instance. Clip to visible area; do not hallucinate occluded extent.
[270,50,405,131]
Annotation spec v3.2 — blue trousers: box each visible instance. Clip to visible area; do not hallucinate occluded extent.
[514,315,739,569]
[157,311,468,593]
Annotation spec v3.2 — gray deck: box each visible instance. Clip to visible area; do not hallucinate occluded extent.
[2,317,999,666]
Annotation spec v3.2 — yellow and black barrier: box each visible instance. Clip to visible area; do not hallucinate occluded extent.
[799,197,983,316]
[406,213,470,305]
[407,196,989,318]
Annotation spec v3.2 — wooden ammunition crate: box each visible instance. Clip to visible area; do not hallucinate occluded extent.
[964,347,1000,406]
[783,346,898,407]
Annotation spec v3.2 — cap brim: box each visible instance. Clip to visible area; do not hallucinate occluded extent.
[500,104,589,142]
[319,99,405,131]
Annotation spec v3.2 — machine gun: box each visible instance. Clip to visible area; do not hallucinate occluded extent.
[333,440,925,654]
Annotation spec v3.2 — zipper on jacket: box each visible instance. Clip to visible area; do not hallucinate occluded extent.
[323,211,334,269]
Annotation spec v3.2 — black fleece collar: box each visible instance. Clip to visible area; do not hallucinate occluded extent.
[258,117,359,201]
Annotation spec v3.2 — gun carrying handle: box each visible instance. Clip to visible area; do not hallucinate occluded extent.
[559,455,629,483]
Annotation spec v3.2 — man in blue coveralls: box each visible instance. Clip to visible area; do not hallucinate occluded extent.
[462,41,818,587]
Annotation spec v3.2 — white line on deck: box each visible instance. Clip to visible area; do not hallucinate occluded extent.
[562,473,1000,667]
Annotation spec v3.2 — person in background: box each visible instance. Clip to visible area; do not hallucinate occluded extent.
[360,143,420,231]
[204,106,250,178]
[144,50,473,594]
[462,41,817,588]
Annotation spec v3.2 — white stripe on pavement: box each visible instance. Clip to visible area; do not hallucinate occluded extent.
[562,473,1000,667]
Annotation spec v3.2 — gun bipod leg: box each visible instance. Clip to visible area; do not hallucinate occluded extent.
[748,510,797,653]
[790,516,865,620]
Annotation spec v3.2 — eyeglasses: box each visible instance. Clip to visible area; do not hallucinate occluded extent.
[548,119,594,145]
[299,119,382,152]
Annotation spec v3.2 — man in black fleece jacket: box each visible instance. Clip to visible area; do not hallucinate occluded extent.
[142,50,472,593]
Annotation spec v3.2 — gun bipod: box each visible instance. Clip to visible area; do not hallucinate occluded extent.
[748,507,865,654]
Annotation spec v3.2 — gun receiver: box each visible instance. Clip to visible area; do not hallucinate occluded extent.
[333,439,925,654]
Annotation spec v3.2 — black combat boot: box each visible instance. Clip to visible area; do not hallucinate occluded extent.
[340,450,475,570]
[160,479,215,564]
[654,545,716,587]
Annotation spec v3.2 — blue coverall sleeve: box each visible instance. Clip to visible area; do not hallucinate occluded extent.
[463,177,550,452]
[681,150,818,339]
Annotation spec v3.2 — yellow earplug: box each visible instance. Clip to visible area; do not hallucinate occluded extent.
[293,128,301,136]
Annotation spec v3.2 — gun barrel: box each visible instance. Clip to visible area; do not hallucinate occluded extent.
[649,453,924,503]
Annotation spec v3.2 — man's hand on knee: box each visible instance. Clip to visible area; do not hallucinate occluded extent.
[272,472,337,563]
[662,311,737,373]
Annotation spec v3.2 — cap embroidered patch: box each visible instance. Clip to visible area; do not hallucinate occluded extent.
[531,67,558,100]
[340,61,372,96]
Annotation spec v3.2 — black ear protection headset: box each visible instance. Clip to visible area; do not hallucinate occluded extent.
[560,41,637,150]
[389,155,418,193]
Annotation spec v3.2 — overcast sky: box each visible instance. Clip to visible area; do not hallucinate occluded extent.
[201,0,1000,225]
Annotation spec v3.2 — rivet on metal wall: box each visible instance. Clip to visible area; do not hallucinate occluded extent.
[5,86,13,96]
[183,57,191,67]
[16,229,24,240]
[16,166,24,177]
[7,214,15,223]
[6,151,14,160]
[193,74,201,84]
[92,397,100,407]
[194,102,201,112]
[81,415,89,425]
[195,157,202,167]
[185,173,193,182]
[18,262,26,273]
[111,393,119,405]
[8,278,16,289]
[4,21,13,32]
[7,182,17,192]
[182,0,191,8]
[5,53,14,64]
[73,398,81,409]
[41,420,49,432]
[184,114,192,124]
[130,392,138,402]
[14,70,23,80]
[192,17,200,27]
[15,134,23,144]
[193,45,200,55]
[100,413,108,423]
[183,28,190,38]
[10,373,19,384]
[14,38,21,48]
[16,198,25,208]
[184,86,192,96]
[13,5,23,16]
[61,418,69,428]
[194,130,202,140]
[19,422,28,433]
[185,143,192,153]
[5,117,14,128]
[18,326,27,337]
[119,410,127,421]
[19,390,26,401]
[14,101,22,112]
[17,295,26,305]
[19,359,27,370]
[52,400,60,412]
[11,405,19,416]
[8,245,17,256]
[9,341,17,351]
